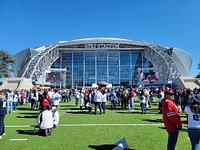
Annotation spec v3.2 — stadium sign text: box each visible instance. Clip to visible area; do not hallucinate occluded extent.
[85,43,119,49]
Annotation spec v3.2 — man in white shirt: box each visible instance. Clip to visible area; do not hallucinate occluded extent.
[52,89,61,108]
[94,88,102,115]
[6,89,14,113]
[158,88,165,114]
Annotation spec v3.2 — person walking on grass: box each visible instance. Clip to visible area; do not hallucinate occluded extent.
[121,88,127,110]
[162,89,182,150]
[52,89,61,109]
[110,89,117,109]
[0,90,7,139]
[75,89,80,107]
[185,88,200,150]
[13,91,19,112]
[139,89,147,114]
[6,89,14,113]
[101,90,107,114]
[158,88,165,114]
[129,87,135,112]
[88,90,95,113]
[79,90,84,110]
[94,88,102,115]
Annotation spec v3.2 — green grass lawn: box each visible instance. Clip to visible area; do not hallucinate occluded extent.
[0,97,191,150]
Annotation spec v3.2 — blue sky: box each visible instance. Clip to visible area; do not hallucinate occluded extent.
[0,0,200,76]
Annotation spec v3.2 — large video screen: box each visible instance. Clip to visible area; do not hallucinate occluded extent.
[45,72,64,82]
[140,71,159,82]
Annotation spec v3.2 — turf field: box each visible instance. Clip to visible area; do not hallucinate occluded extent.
[0,97,191,150]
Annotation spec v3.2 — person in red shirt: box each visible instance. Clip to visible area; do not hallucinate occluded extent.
[40,90,51,110]
[129,88,135,112]
[162,90,182,150]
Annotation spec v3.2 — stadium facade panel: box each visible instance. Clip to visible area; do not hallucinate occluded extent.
[14,38,192,88]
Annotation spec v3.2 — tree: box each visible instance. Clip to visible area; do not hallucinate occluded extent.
[0,50,16,79]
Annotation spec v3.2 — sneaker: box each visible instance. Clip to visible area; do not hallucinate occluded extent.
[3,133,5,136]
[0,136,2,139]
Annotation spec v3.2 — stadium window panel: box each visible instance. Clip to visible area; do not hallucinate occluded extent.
[96,52,107,83]
[73,53,84,87]
[63,53,72,87]
[85,52,95,86]
[120,52,130,86]
[108,52,119,85]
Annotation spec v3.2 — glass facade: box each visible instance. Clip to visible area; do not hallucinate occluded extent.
[51,50,147,88]
[85,52,95,86]
[14,38,193,87]
[108,52,119,86]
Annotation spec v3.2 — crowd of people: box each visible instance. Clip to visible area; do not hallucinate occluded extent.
[161,87,200,150]
[1,85,200,149]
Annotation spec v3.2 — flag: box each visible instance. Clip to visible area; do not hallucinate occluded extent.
[112,138,129,150]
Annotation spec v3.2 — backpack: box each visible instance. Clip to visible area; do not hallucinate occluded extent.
[122,91,127,99]
[158,93,162,98]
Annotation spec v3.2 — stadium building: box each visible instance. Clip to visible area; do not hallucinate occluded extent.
[14,38,192,88]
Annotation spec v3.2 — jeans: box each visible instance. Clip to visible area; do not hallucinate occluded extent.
[39,128,52,136]
[158,102,162,113]
[101,102,106,113]
[34,100,38,109]
[31,99,36,110]
[128,98,134,111]
[75,98,79,106]
[94,102,102,114]
[7,101,13,113]
[111,100,117,109]
[0,114,6,136]
[13,102,18,111]
[167,129,179,150]
[121,99,126,109]
[140,103,146,113]
[188,129,200,150]
[101,102,106,110]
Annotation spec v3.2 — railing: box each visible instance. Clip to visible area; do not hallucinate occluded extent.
[143,43,180,83]
[22,44,59,80]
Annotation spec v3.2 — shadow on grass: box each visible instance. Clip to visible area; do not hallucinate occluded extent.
[66,111,92,115]
[16,129,51,137]
[180,115,188,118]
[182,120,188,124]
[116,111,160,115]
[17,115,38,118]
[19,112,39,115]
[143,119,163,123]
[16,130,37,135]
[59,107,87,111]
[88,144,134,150]
[179,129,188,132]
[67,107,82,110]
[17,107,32,111]
[105,107,123,111]
[116,111,142,114]
[158,127,166,130]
